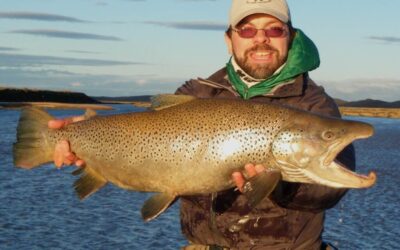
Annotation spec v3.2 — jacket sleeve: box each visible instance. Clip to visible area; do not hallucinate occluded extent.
[175,79,198,96]
[271,82,356,212]
[175,79,217,98]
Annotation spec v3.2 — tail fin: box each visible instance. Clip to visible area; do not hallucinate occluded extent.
[13,107,55,169]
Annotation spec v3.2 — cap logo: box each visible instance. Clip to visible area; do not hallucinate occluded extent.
[246,0,272,3]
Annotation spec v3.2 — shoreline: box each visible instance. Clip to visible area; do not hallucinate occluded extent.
[1,101,399,118]
[339,107,400,119]
[0,102,113,110]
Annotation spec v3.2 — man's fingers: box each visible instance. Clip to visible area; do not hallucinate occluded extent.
[53,140,84,168]
[48,115,86,129]
[75,159,85,168]
[49,115,86,168]
[48,119,68,129]
[64,152,77,166]
[54,141,68,168]
[254,164,265,173]
[233,164,267,193]
[232,172,245,192]
[245,163,257,178]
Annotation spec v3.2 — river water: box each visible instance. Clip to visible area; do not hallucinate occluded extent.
[0,105,398,249]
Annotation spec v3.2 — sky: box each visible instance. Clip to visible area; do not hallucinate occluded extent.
[0,0,399,101]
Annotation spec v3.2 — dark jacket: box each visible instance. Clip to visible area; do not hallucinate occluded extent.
[175,68,355,250]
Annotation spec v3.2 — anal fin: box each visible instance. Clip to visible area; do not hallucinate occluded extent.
[243,169,281,208]
[71,167,84,176]
[141,193,177,222]
[73,166,107,200]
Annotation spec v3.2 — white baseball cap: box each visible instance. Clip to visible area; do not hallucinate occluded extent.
[229,0,291,27]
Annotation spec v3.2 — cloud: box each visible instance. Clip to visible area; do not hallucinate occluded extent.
[0,67,182,96]
[320,78,400,102]
[0,53,146,67]
[135,79,148,86]
[144,21,226,31]
[367,36,400,44]
[0,46,20,51]
[124,0,217,1]
[96,1,109,6]
[70,82,82,87]
[66,50,101,55]
[176,0,217,1]
[0,11,87,22]
[9,29,123,41]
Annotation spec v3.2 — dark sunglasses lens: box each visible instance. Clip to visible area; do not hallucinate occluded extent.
[239,28,257,38]
[238,27,285,38]
[265,27,284,37]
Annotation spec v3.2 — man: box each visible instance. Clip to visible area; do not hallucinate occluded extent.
[50,0,353,249]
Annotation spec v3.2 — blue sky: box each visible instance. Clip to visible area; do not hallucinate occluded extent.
[0,0,399,101]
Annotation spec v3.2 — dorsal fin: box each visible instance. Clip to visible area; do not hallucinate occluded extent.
[150,94,196,111]
[84,109,97,119]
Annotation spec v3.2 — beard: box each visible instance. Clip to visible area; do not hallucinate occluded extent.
[233,44,286,79]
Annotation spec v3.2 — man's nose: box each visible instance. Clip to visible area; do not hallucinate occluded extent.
[253,29,270,44]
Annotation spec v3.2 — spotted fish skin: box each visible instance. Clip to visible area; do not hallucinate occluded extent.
[47,98,290,194]
[13,95,376,220]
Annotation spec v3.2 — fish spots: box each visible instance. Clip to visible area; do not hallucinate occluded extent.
[271,130,295,159]
[47,98,293,192]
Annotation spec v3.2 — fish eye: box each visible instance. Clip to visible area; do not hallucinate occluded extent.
[322,131,335,141]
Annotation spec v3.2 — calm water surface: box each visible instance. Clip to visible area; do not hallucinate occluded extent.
[0,105,399,249]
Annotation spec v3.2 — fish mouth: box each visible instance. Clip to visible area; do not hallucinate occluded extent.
[274,118,377,189]
[304,159,377,188]
[323,121,374,167]
[308,121,377,188]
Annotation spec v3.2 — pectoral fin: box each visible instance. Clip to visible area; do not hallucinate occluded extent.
[141,193,177,222]
[243,169,281,208]
[73,166,108,200]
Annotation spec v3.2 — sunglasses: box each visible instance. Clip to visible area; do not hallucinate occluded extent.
[233,26,286,39]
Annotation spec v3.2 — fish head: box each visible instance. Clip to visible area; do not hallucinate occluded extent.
[271,114,376,188]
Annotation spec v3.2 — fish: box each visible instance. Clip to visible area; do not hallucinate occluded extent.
[13,94,376,221]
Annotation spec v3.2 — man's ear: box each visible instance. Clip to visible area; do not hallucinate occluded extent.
[224,33,233,55]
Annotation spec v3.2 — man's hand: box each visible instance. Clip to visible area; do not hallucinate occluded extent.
[232,163,265,192]
[48,116,86,168]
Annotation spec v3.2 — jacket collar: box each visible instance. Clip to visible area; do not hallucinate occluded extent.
[197,68,306,98]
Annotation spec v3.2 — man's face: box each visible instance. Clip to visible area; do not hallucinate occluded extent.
[225,14,290,79]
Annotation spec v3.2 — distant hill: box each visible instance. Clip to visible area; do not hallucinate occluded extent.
[0,87,100,104]
[92,95,152,103]
[338,98,400,108]
[94,96,400,108]
[2,87,399,109]
[333,98,348,106]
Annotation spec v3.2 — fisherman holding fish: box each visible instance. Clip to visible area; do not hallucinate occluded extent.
[43,0,362,249]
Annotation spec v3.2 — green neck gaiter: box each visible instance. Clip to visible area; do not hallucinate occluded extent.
[226,29,320,99]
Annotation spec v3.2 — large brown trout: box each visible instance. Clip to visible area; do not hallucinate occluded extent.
[13,95,376,221]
